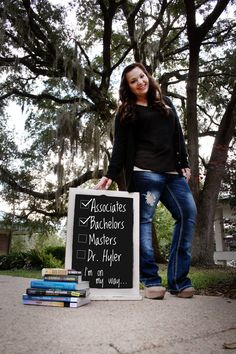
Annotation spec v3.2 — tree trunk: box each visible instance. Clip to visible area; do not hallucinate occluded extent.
[184,0,231,264]
[186,45,201,201]
[185,43,203,259]
[192,84,236,265]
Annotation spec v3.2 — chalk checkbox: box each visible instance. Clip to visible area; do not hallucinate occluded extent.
[76,250,86,260]
[80,199,92,209]
[78,233,88,243]
[79,216,90,227]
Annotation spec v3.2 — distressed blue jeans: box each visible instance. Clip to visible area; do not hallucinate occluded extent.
[131,171,197,293]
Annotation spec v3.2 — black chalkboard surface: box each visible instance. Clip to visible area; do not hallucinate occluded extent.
[72,194,133,288]
[65,188,141,300]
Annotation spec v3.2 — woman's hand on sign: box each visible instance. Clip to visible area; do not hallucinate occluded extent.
[95,176,112,190]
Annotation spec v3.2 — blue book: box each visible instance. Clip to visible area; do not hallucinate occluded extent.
[22,298,91,308]
[30,280,89,291]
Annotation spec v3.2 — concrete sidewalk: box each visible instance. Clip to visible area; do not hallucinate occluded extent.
[0,275,235,354]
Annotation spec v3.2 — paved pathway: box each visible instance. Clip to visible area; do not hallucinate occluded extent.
[0,275,235,354]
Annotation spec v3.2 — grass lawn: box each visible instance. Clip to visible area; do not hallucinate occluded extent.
[159,264,236,298]
[0,269,41,279]
[0,266,235,298]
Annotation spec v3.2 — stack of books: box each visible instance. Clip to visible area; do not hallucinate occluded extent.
[22,268,91,308]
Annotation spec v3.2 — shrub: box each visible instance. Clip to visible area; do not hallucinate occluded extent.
[44,246,65,263]
[0,252,27,270]
[25,249,63,269]
[0,248,63,270]
[153,203,174,261]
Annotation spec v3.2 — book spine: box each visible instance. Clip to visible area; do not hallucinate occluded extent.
[30,280,77,290]
[23,294,80,302]
[22,299,65,307]
[42,268,82,276]
[26,288,87,297]
[22,299,83,308]
[43,275,81,283]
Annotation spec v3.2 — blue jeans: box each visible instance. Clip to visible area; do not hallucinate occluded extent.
[131,171,197,293]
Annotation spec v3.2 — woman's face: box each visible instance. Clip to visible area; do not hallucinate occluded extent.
[126,67,149,99]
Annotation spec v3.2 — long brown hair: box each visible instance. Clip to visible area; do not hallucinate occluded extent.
[117,62,169,124]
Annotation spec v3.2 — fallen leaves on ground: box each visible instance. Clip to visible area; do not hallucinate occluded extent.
[196,283,236,299]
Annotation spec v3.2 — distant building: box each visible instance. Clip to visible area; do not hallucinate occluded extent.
[0,211,29,255]
[214,200,236,265]
[0,229,11,255]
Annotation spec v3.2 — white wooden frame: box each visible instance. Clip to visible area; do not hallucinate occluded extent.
[65,188,141,300]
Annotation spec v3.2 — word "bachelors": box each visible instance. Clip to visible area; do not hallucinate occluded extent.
[90,216,124,230]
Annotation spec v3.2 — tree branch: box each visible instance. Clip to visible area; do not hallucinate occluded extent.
[121,0,146,61]
[198,0,231,40]
[22,0,57,59]
[76,41,102,76]
[0,88,81,104]
[27,208,67,218]
[140,0,168,44]
[0,166,104,201]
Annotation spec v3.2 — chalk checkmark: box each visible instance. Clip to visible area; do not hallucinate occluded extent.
[80,199,92,209]
[79,216,90,227]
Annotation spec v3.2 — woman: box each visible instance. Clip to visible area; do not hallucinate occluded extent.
[95,62,197,299]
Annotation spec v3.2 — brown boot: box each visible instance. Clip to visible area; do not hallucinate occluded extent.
[144,286,166,299]
[176,287,195,298]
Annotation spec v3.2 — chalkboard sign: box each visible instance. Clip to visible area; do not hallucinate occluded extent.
[65,188,141,300]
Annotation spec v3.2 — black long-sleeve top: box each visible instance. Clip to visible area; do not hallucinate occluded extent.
[134,104,177,172]
[106,96,189,191]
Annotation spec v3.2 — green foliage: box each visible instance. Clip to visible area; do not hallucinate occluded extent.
[33,231,65,250]
[189,266,236,292]
[25,248,63,269]
[10,235,31,254]
[44,246,65,263]
[220,155,236,207]
[153,203,174,260]
[0,114,18,163]
[158,264,236,293]
[0,247,63,270]
[0,252,27,270]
